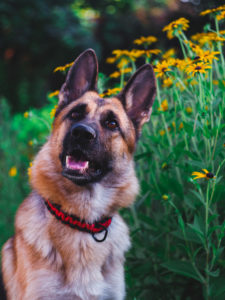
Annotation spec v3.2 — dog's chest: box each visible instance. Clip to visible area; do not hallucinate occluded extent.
[38,215,130,299]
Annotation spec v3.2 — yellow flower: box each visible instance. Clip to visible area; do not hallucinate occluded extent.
[28,140,33,146]
[163,77,173,88]
[197,50,220,63]
[172,121,175,128]
[189,78,198,86]
[217,10,225,21]
[108,49,141,64]
[186,62,211,76]
[49,90,60,98]
[112,49,135,60]
[24,111,29,118]
[200,8,215,16]
[129,49,145,58]
[123,67,133,73]
[200,5,225,16]
[163,18,189,39]
[173,58,191,71]
[159,129,166,136]
[192,169,216,180]
[161,162,168,169]
[9,166,17,177]
[144,49,161,57]
[109,71,121,78]
[109,68,132,78]
[191,32,225,46]
[162,48,176,59]
[28,162,33,180]
[213,80,219,85]
[186,107,192,114]
[54,62,73,73]
[158,99,168,112]
[117,58,129,69]
[154,60,171,78]
[162,194,169,200]
[185,40,202,54]
[50,105,58,119]
[106,57,117,64]
[100,87,122,97]
[179,122,184,130]
[133,36,157,45]
[205,105,209,111]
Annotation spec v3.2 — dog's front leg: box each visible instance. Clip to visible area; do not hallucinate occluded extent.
[101,255,126,300]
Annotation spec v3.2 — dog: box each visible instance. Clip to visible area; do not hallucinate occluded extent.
[2,49,156,300]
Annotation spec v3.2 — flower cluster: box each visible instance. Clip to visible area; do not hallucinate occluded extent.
[133,35,157,46]
[200,5,225,16]
[100,87,122,98]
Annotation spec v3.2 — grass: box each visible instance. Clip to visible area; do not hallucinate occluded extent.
[1,5,225,300]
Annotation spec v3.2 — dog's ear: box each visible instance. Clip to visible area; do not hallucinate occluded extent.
[118,64,156,137]
[59,49,98,106]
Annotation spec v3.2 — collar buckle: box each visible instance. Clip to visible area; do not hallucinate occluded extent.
[92,225,108,242]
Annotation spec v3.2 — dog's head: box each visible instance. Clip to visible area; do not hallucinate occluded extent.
[49,49,156,186]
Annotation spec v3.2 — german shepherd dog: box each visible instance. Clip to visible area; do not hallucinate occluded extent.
[2,49,156,300]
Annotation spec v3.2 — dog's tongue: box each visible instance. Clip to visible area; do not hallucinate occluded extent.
[66,156,89,171]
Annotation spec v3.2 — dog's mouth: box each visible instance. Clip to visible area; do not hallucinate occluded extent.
[62,149,104,185]
[65,155,89,173]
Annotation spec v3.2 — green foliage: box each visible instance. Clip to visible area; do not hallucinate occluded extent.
[120,13,225,300]
[0,96,55,254]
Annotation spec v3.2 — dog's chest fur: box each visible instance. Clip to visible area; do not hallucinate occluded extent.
[7,192,130,300]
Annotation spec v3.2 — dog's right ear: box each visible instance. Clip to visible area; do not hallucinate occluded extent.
[58,49,98,107]
[117,64,156,138]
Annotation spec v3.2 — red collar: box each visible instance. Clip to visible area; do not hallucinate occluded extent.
[44,199,112,242]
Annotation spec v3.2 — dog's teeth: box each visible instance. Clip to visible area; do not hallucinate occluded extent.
[65,156,89,171]
[66,156,69,168]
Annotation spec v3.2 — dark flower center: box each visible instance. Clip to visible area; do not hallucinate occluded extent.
[206,172,214,178]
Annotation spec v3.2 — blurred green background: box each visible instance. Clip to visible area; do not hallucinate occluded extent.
[0,0,220,111]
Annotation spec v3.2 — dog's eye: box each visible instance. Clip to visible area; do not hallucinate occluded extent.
[105,119,119,130]
[71,111,81,120]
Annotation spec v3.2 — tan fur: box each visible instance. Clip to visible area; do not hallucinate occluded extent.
[2,91,139,300]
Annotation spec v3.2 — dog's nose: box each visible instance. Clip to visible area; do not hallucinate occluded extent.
[71,124,96,142]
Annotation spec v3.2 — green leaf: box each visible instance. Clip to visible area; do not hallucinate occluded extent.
[186,160,205,169]
[208,214,219,225]
[190,190,205,206]
[208,225,221,238]
[171,228,203,244]
[162,260,203,283]
[210,277,225,298]
[206,268,220,278]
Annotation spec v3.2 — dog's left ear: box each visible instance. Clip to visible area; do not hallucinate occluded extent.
[118,64,156,136]
[59,49,98,106]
